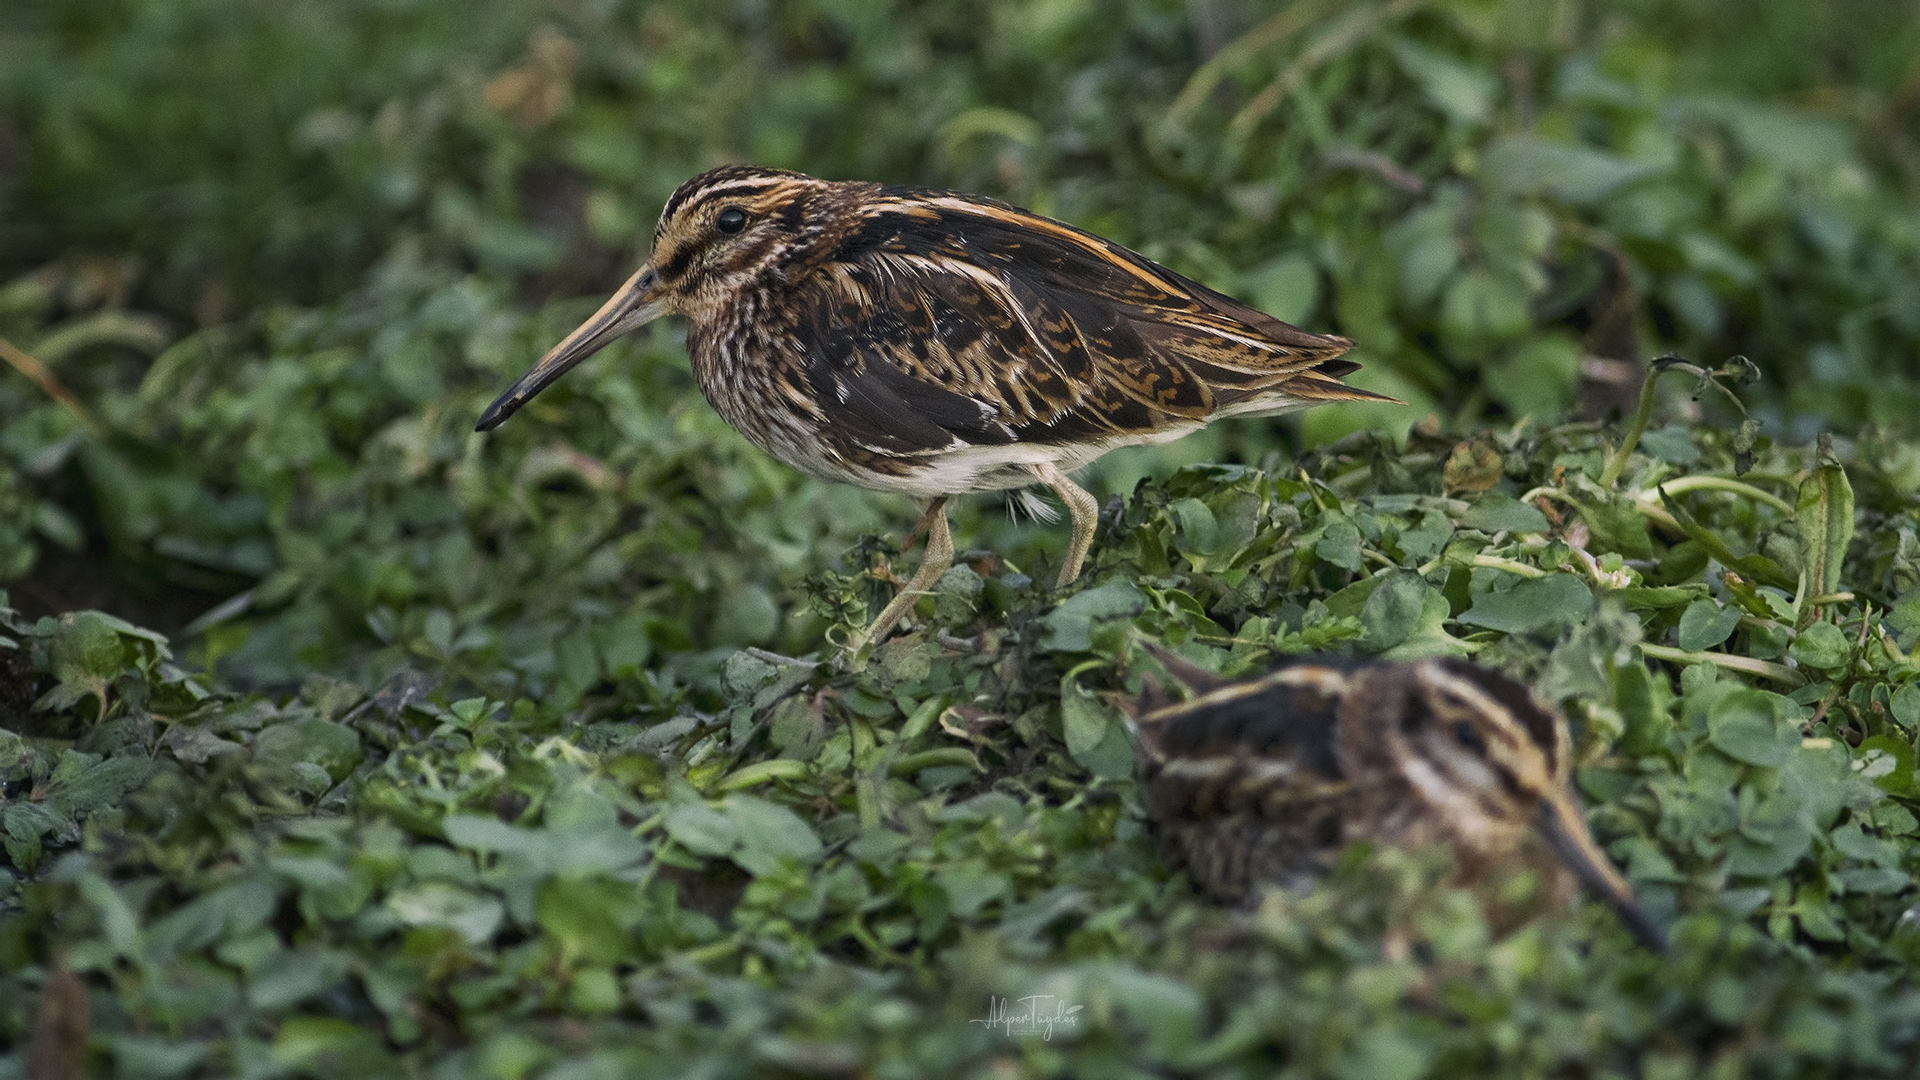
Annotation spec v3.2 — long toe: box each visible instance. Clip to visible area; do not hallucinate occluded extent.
[1031,462,1101,587]
[844,498,954,657]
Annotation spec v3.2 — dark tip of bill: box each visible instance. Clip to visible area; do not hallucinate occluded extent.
[1616,900,1670,954]
[474,393,519,432]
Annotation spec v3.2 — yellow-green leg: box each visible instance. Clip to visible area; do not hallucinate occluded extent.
[849,496,953,653]
[1030,462,1100,587]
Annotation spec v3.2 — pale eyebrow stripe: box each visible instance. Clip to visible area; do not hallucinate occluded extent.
[661,177,787,222]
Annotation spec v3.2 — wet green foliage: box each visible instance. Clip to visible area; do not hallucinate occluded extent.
[5,0,1920,1076]
[9,423,1920,1077]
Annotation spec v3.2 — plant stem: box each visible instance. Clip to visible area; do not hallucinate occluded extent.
[1639,643,1804,686]
[1647,475,1795,514]
[1598,358,1675,488]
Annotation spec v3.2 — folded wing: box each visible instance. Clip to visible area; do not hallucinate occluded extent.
[788,190,1393,461]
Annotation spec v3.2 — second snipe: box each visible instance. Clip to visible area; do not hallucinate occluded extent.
[477,166,1389,650]
[1131,650,1668,952]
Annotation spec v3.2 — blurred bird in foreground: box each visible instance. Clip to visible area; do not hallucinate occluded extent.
[477,166,1389,650]
[1129,649,1666,952]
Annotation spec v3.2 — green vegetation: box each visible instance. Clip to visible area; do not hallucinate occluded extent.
[4,1,1920,1075]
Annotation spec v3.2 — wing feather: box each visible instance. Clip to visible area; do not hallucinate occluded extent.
[787,190,1391,461]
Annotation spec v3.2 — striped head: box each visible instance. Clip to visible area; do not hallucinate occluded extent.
[1339,658,1571,860]
[646,165,860,318]
[1340,658,1663,950]
[476,165,859,431]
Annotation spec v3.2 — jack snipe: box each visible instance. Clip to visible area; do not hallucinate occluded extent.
[477,166,1389,647]
[1130,651,1666,951]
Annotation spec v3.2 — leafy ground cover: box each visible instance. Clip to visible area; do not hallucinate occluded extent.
[4,1,1920,1076]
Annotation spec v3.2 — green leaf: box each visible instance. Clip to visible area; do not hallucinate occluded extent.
[1891,683,1920,727]
[4,801,64,869]
[1708,99,1854,172]
[1391,202,1462,307]
[1856,735,1916,796]
[1614,661,1670,755]
[1335,1026,1434,1080]
[1393,510,1453,561]
[1838,867,1910,894]
[546,827,650,877]
[1388,37,1497,124]
[662,803,739,858]
[270,1017,392,1072]
[1360,572,1464,659]
[1576,494,1653,559]
[936,860,1009,918]
[722,794,823,875]
[1707,689,1797,767]
[1479,135,1660,205]
[714,758,809,792]
[1059,676,1108,757]
[1361,570,1430,651]
[1461,494,1549,534]
[36,610,128,717]
[1167,497,1220,555]
[108,1038,213,1076]
[248,949,351,1011]
[1795,463,1855,599]
[1243,251,1320,325]
[1779,745,1851,834]
[1639,425,1702,465]
[537,878,628,962]
[384,882,504,945]
[251,719,363,784]
[442,815,535,855]
[1788,622,1851,670]
[46,754,157,818]
[1105,965,1205,1059]
[1037,580,1144,652]
[1440,268,1531,344]
[1061,675,1132,779]
[1727,820,1816,878]
[1677,599,1743,651]
[1313,520,1365,572]
[55,610,127,680]
[845,828,911,867]
[1079,722,1136,780]
[1458,575,1594,635]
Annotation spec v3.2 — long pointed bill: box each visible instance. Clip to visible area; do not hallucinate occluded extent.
[475,264,669,431]
[1536,795,1668,953]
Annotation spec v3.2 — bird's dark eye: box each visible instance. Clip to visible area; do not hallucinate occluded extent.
[715,207,748,234]
[1452,721,1485,753]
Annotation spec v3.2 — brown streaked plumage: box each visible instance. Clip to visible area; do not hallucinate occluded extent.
[477,165,1391,648]
[1128,650,1666,951]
